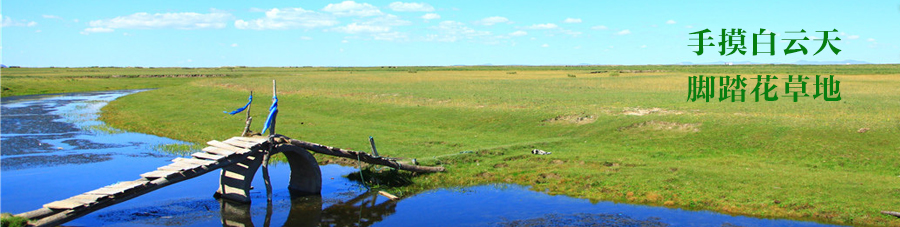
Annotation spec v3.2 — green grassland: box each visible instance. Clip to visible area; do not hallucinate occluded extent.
[2,65,899,226]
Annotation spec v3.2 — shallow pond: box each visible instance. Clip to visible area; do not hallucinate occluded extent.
[0,90,842,226]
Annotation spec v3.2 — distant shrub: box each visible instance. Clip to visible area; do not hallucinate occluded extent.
[609,71,620,77]
[408,70,418,73]
[567,74,577,78]
[507,71,517,74]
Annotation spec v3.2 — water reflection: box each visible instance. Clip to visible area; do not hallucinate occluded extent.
[219,190,397,227]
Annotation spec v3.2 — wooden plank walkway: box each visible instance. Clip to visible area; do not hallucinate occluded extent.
[17,136,270,227]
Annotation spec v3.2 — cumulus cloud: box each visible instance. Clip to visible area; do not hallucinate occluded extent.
[85,10,231,33]
[365,14,412,26]
[323,1,383,17]
[847,35,859,39]
[428,20,491,42]
[559,29,581,37]
[509,30,527,36]
[421,13,440,20]
[563,18,582,23]
[2,16,38,27]
[617,29,631,35]
[867,38,875,42]
[235,8,338,30]
[665,20,676,24]
[526,23,557,29]
[372,31,408,41]
[388,2,434,12]
[541,43,549,47]
[475,16,509,26]
[640,45,647,48]
[591,25,607,30]
[231,43,238,47]
[300,36,313,40]
[80,27,114,34]
[331,23,390,33]
[329,14,411,41]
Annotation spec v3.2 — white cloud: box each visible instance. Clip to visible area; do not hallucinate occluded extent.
[73,19,79,23]
[475,16,509,26]
[231,43,238,47]
[323,1,383,17]
[388,2,434,12]
[342,40,349,43]
[80,27,114,34]
[35,29,42,33]
[541,43,549,47]
[88,10,231,31]
[235,8,338,30]
[867,38,875,42]
[509,30,527,36]
[640,45,647,48]
[559,29,582,37]
[428,20,491,42]
[329,14,410,41]
[365,14,412,26]
[421,13,440,20]
[847,35,859,40]
[300,36,313,40]
[2,16,38,27]
[331,23,390,33]
[684,25,693,28]
[563,18,582,23]
[372,31,408,41]
[525,23,557,29]
[591,25,607,30]
[42,15,62,19]
[616,29,631,35]
[665,20,676,24]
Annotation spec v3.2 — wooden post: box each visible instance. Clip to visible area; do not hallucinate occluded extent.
[369,136,380,158]
[269,80,277,136]
[241,91,253,137]
[262,80,276,202]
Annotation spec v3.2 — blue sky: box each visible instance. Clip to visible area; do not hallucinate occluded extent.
[2,0,898,67]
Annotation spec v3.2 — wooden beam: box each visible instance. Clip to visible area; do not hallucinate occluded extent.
[883,211,900,218]
[270,136,445,173]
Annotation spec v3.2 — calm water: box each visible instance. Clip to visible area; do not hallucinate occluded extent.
[0,90,843,227]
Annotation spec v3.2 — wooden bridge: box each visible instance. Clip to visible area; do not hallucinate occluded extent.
[14,135,444,227]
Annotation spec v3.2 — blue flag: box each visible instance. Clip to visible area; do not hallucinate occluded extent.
[260,94,278,134]
[224,94,252,115]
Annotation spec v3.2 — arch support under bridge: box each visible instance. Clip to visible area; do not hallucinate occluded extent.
[214,144,322,203]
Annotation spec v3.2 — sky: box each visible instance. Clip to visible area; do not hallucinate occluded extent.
[1,0,899,67]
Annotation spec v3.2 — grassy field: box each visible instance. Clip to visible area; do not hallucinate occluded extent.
[2,65,899,226]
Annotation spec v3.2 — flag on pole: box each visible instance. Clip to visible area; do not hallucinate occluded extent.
[224,93,252,115]
[260,94,278,134]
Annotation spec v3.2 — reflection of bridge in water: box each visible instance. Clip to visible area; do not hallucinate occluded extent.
[15,135,440,227]
[220,191,398,227]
